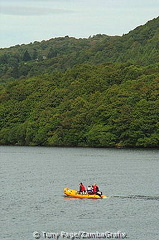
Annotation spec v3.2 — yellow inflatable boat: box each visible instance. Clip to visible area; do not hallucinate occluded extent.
[64,188,107,199]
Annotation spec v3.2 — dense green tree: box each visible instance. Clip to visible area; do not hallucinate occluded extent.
[22,50,31,62]
[0,16,159,148]
[0,63,159,148]
[32,49,38,60]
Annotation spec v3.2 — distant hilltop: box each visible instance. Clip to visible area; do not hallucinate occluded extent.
[0,16,159,83]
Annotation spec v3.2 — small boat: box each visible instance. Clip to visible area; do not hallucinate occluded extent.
[64,188,107,199]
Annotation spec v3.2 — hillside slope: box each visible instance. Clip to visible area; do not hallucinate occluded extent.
[0,17,159,148]
[0,17,159,83]
[1,63,159,147]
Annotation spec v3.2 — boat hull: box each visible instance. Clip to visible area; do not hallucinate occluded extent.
[64,188,107,199]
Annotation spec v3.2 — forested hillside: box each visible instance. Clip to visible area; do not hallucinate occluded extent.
[0,17,159,148]
[1,63,159,147]
[0,17,159,83]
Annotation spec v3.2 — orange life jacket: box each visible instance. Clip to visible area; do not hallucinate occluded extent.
[80,184,86,191]
[93,185,99,193]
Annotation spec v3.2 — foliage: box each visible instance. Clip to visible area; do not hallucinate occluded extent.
[0,17,159,147]
[0,63,159,148]
[0,17,159,83]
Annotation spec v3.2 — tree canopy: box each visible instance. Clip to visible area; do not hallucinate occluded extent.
[0,16,159,148]
[0,63,159,147]
[0,17,159,83]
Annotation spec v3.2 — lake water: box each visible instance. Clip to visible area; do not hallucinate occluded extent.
[0,146,159,240]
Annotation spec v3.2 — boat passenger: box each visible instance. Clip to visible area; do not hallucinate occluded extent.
[93,184,102,197]
[92,184,99,193]
[79,183,86,194]
[87,186,93,194]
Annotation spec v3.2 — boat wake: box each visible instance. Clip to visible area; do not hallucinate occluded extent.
[111,195,159,201]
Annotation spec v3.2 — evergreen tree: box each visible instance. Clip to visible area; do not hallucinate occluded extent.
[22,50,31,61]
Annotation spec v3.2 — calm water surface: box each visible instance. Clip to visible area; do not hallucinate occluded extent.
[0,146,159,240]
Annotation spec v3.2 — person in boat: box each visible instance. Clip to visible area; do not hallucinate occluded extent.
[92,184,99,193]
[92,184,102,197]
[87,185,93,194]
[79,183,86,194]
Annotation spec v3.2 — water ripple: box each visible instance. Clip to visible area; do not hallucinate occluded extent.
[112,195,159,201]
